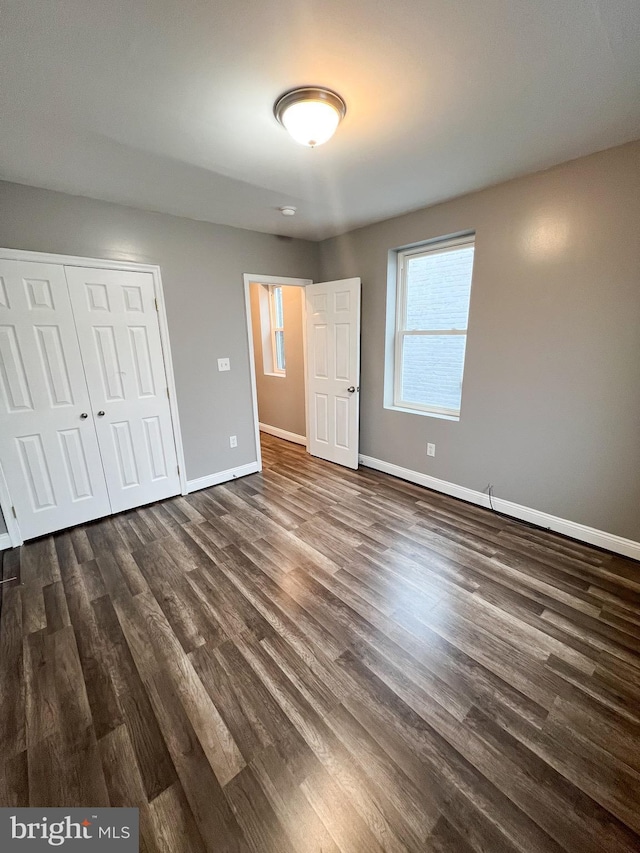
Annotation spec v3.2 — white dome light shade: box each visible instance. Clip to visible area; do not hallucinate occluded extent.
[274,87,346,148]
[281,100,340,147]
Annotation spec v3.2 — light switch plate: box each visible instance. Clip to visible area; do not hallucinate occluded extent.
[217,357,231,372]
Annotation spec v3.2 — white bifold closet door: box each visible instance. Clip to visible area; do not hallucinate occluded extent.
[0,259,112,539]
[0,259,180,541]
[65,267,180,514]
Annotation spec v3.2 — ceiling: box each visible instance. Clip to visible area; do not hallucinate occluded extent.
[1,0,639,241]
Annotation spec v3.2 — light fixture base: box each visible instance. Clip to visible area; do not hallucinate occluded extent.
[274,86,347,147]
[274,87,347,126]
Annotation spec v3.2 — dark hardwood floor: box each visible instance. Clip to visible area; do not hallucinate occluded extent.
[1,432,639,852]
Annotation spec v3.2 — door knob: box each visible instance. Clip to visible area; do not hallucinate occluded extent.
[97,411,105,417]
[80,412,88,419]
[347,386,356,393]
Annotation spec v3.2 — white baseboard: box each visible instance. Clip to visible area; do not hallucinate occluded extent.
[0,533,12,551]
[186,461,260,494]
[259,423,307,447]
[359,454,640,562]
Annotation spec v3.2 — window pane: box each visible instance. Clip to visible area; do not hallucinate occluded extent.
[405,246,474,331]
[273,286,284,328]
[275,330,286,371]
[401,334,466,412]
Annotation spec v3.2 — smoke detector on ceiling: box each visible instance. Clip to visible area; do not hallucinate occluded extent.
[279,206,297,216]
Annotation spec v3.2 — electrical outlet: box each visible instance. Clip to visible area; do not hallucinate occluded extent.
[427,442,436,457]
[229,435,237,448]
[217,357,231,372]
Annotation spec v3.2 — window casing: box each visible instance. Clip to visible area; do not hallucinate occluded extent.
[393,235,475,419]
[268,285,286,375]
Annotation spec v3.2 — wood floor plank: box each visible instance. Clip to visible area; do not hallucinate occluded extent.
[92,594,178,801]
[24,624,110,807]
[233,634,439,853]
[116,590,246,786]
[224,765,298,853]
[0,750,28,807]
[0,582,25,759]
[148,781,207,853]
[189,641,274,764]
[0,432,638,852]
[425,815,478,853]
[461,705,640,853]
[141,668,249,853]
[250,744,342,853]
[325,703,440,841]
[98,724,161,853]
[58,557,123,741]
[300,764,387,853]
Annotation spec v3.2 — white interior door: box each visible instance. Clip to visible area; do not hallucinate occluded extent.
[0,259,111,539]
[65,267,180,513]
[305,278,361,469]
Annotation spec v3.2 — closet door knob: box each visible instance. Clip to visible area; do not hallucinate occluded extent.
[80,412,88,419]
[347,386,356,393]
[97,410,105,417]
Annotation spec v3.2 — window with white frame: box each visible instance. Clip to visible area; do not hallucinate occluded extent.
[393,235,475,419]
[267,285,286,374]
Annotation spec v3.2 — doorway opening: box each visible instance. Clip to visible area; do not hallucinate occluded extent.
[244,273,362,472]
[243,274,311,470]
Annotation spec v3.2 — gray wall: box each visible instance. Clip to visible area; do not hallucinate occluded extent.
[319,141,640,542]
[1,141,638,543]
[250,283,306,438]
[0,181,319,481]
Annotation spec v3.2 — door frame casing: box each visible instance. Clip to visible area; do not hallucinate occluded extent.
[243,273,312,472]
[0,247,188,547]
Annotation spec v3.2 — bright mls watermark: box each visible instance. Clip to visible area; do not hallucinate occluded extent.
[0,809,138,850]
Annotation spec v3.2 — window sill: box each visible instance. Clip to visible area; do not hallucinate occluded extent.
[264,372,287,379]
[385,404,459,422]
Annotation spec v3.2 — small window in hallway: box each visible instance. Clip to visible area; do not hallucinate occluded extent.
[268,285,286,374]
[254,282,289,378]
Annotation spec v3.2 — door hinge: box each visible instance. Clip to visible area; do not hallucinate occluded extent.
[166,387,170,399]
[177,464,180,475]
[11,506,17,519]
[155,298,159,312]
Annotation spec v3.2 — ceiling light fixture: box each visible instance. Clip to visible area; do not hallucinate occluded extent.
[274,87,346,148]
[279,206,297,216]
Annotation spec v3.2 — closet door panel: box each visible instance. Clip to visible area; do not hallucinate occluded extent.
[0,259,111,539]
[65,267,180,513]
